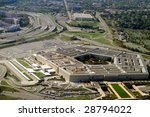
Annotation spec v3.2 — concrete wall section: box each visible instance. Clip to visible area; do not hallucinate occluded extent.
[69,74,105,83]
[59,67,71,82]
[35,55,59,73]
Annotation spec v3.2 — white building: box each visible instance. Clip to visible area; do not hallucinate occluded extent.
[6,25,20,32]
[72,13,95,21]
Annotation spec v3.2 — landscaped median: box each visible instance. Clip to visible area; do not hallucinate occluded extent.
[8,61,33,81]
[23,73,33,81]
[16,58,32,68]
[108,83,135,99]
[34,72,46,79]
[111,84,131,98]
[14,58,50,80]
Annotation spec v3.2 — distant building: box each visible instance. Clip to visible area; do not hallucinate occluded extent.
[72,13,95,21]
[5,5,17,10]
[92,3,102,8]
[0,27,4,33]
[6,25,20,32]
[3,18,20,25]
[0,10,6,16]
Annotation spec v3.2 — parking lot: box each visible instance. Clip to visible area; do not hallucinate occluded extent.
[0,39,76,59]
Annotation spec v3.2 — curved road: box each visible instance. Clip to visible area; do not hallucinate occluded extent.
[0,11,63,47]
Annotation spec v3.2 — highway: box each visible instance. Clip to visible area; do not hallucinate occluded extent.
[0,11,63,48]
[61,32,134,54]
[63,0,72,21]
[96,12,113,40]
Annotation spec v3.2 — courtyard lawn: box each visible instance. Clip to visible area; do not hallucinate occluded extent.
[111,84,131,98]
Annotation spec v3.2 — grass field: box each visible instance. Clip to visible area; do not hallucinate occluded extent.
[34,72,45,78]
[10,74,21,82]
[111,84,131,98]
[0,94,19,100]
[17,58,32,68]
[60,35,74,41]
[142,54,150,59]
[64,31,112,45]
[0,81,10,86]
[23,73,33,81]
[10,62,33,81]
[0,85,19,92]
[123,42,149,54]
[69,21,100,29]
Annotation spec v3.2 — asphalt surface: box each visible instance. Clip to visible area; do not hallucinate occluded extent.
[0,39,76,59]
[0,64,7,79]
[0,11,62,46]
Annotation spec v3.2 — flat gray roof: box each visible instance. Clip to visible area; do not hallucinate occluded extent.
[40,46,148,75]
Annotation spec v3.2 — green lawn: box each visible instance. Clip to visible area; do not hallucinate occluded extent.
[11,62,23,71]
[0,81,10,86]
[7,75,20,82]
[17,58,32,68]
[0,85,19,92]
[142,54,150,60]
[111,84,131,98]
[34,72,45,78]
[64,31,112,45]
[123,42,149,54]
[0,94,19,100]
[69,21,100,29]
[60,35,73,41]
[23,73,33,81]
[11,61,33,81]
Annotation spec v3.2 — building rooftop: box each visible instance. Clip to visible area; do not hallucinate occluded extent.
[72,13,94,20]
[39,46,148,76]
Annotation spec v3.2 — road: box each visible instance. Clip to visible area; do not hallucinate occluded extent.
[96,12,113,40]
[61,33,133,53]
[0,38,76,59]
[64,0,72,21]
[0,11,58,48]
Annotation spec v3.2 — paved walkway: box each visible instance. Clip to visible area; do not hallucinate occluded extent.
[108,84,121,99]
[91,82,106,98]
[133,85,149,96]
[0,64,7,80]
[2,91,44,100]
